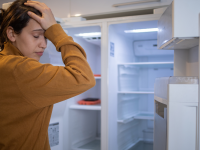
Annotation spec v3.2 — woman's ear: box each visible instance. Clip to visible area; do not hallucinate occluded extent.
[6,26,16,42]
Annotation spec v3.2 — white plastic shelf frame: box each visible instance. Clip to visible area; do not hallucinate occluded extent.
[70,104,101,110]
[118,62,174,67]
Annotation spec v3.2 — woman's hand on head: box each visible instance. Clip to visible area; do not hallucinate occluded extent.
[24,1,57,30]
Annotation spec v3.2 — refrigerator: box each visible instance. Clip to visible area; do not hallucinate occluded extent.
[40,13,173,150]
[39,1,200,149]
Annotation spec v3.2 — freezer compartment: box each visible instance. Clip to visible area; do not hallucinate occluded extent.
[68,109,101,150]
[118,120,153,150]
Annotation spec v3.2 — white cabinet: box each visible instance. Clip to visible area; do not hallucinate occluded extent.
[158,0,200,50]
[154,77,198,150]
[70,0,172,17]
[154,1,200,149]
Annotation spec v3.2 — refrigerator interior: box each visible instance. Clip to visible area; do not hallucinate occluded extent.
[108,20,174,150]
[66,26,101,150]
[40,25,101,150]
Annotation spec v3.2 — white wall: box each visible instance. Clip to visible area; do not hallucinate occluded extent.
[0,0,70,18]
[1,0,172,18]
[70,0,173,17]
[187,46,199,76]
[38,0,70,18]
[0,0,15,7]
[174,46,199,77]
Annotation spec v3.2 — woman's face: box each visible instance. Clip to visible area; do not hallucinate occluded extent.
[12,18,47,61]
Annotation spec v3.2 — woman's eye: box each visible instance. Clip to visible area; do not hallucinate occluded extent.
[33,36,39,38]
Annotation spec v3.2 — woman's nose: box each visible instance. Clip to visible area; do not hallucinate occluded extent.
[39,37,47,49]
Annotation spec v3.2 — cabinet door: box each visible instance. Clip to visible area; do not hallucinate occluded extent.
[70,0,172,17]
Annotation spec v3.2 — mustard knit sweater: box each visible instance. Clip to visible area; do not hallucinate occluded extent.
[0,24,96,150]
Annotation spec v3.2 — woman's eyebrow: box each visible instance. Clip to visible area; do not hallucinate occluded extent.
[32,29,45,32]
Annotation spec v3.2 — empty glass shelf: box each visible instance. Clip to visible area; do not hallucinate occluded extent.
[128,141,153,150]
[76,139,100,150]
[134,113,154,120]
[118,112,154,123]
[118,62,174,68]
[118,91,154,94]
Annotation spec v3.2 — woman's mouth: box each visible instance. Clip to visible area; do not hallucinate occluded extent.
[36,52,43,56]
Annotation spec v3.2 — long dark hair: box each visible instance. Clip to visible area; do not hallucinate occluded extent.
[0,0,42,50]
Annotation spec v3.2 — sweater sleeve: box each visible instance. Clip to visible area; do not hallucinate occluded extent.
[13,24,96,108]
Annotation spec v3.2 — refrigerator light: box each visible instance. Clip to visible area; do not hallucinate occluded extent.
[124,28,158,33]
[74,14,82,17]
[75,32,101,37]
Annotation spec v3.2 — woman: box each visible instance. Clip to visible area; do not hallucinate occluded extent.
[0,0,96,150]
